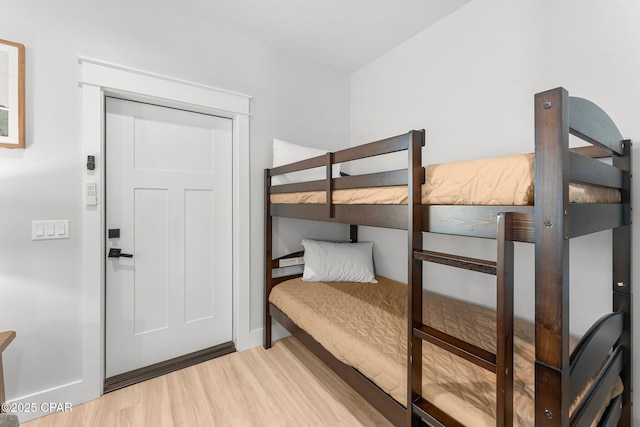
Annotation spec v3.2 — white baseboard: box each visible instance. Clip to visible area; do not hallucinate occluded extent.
[5,379,99,423]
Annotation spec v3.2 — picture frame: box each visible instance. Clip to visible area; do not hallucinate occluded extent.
[0,39,25,149]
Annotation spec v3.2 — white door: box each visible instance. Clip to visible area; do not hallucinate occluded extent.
[105,97,233,378]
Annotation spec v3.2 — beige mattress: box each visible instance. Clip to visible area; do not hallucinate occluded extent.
[269,276,622,426]
[270,153,621,205]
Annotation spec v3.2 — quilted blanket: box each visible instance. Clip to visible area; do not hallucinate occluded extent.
[269,276,622,426]
[270,153,621,205]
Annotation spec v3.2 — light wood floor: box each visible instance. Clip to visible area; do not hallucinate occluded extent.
[23,337,392,427]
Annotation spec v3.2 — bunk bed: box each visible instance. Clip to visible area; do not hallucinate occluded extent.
[263,87,632,426]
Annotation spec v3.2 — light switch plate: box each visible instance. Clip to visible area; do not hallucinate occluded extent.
[32,220,69,240]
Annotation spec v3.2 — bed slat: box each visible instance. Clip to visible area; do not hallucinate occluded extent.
[269,169,417,195]
[570,347,623,427]
[569,312,623,403]
[333,131,422,164]
[571,146,613,159]
[269,180,325,194]
[569,151,624,189]
[334,169,414,189]
[269,154,327,176]
[569,96,625,156]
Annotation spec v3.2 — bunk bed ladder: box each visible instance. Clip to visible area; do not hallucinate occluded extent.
[409,212,515,427]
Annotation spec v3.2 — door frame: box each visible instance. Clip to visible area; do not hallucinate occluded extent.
[79,56,251,401]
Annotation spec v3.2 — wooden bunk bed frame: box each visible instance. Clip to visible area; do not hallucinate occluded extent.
[263,87,632,426]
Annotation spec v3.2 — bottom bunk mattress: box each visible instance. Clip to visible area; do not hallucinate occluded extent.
[269,276,622,426]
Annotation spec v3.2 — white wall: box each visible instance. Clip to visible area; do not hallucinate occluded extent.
[0,1,349,420]
[3,0,637,422]
[350,0,640,421]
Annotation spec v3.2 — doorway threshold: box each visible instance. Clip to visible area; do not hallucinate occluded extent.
[104,341,236,393]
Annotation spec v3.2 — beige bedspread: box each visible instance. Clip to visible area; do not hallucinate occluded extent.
[269,276,622,426]
[270,153,621,205]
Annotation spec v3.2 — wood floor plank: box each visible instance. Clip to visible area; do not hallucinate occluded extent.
[22,337,392,427]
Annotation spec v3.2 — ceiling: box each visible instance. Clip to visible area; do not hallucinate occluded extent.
[11,0,470,74]
[209,0,471,72]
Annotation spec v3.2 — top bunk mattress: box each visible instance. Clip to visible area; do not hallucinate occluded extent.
[269,276,622,427]
[270,153,621,206]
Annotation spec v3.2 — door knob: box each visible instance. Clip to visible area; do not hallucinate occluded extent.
[108,248,133,258]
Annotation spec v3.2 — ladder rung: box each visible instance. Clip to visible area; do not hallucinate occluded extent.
[413,323,496,372]
[413,250,497,275]
[413,396,465,427]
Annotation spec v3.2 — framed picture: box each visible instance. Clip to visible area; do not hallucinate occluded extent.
[0,39,25,149]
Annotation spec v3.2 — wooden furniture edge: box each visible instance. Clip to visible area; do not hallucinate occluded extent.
[0,331,16,413]
[0,332,15,354]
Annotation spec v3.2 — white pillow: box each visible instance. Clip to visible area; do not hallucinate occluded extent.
[272,138,340,185]
[301,239,377,283]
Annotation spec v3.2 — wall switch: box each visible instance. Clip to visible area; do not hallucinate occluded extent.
[86,182,98,206]
[32,220,69,240]
[56,222,66,236]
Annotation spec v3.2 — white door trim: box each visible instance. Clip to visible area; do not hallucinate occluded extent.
[79,56,252,401]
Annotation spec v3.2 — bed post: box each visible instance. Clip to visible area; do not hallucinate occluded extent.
[407,130,424,426]
[496,212,514,427]
[612,139,632,426]
[264,169,273,349]
[349,225,358,243]
[534,87,570,426]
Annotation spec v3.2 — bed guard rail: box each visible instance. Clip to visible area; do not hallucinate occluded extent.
[567,93,628,191]
[536,88,631,232]
[567,311,625,427]
[267,130,425,221]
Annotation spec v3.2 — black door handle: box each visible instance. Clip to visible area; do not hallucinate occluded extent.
[108,248,133,258]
